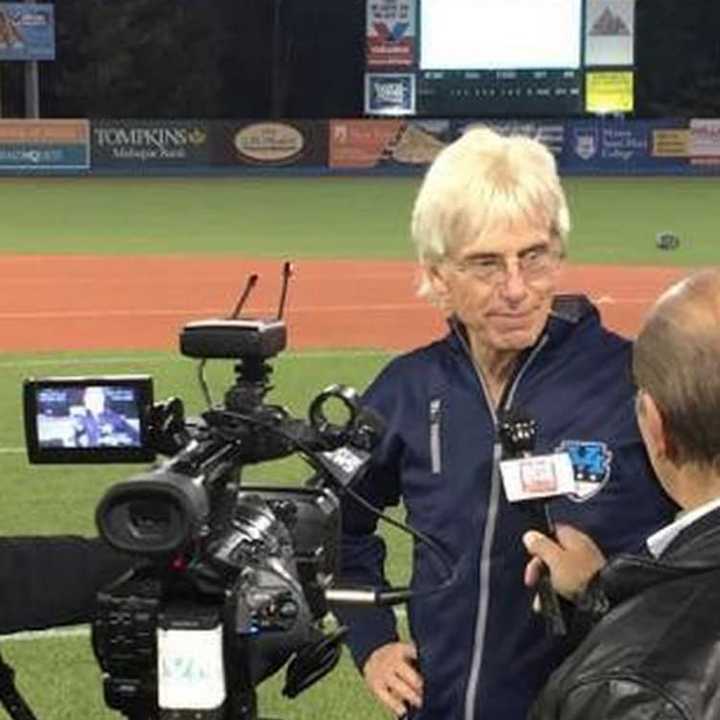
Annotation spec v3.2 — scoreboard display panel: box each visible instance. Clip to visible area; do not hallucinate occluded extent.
[365,0,636,117]
[418,0,583,116]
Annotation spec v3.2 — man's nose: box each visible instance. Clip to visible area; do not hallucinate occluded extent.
[498,261,529,302]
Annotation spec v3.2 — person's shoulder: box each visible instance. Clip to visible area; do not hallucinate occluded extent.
[363,337,453,404]
[570,569,720,707]
[550,294,631,352]
[377,337,452,376]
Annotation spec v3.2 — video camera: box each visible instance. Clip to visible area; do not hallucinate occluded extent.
[20,267,387,720]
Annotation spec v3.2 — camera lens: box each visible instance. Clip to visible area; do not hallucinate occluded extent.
[128,499,173,540]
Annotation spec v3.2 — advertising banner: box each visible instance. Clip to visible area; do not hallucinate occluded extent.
[689,119,720,166]
[586,71,634,114]
[452,120,566,157]
[210,121,328,167]
[652,128,690,158]
[0,3,54,60]
[364,73,416,116]
[561,118,688,173]
[366,0,416,69]
[91,120,211,168]
[585,0,635,67]
[0,120,88,170]
[329,119,448,168]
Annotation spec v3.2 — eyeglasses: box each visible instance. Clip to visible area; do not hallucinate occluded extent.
[447,245,563,286]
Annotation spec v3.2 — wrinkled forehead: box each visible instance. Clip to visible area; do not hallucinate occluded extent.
[447,208,557,255]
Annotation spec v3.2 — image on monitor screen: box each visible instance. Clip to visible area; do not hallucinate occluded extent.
[36,384,142,450]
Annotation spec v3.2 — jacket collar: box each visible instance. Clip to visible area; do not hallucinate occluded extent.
[600,505,720,605]
[445,293,600,356]
[646,496,720,558]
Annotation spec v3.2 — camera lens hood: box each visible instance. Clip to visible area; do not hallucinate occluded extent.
[96,469,210,556]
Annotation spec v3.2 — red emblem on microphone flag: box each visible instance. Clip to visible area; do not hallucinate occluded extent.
[520,457,558,494]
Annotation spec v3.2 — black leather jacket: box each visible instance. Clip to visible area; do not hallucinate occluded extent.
[530,505,720,720]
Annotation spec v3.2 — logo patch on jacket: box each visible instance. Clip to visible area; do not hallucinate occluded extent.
[555,440,613,502]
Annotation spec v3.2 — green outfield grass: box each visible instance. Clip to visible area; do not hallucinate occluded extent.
[2,630,409,720]
[0,176,717,264]
[0,173,715,719]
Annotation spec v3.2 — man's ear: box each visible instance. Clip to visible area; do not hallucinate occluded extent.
[426,263,451,310]
[638,391,669,460]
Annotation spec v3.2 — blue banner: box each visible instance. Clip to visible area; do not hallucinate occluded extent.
[0,144,87,169]
[0,3,54,60]
[561,118,690,174]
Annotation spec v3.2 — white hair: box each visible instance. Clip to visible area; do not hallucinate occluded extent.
[411,127,570,300]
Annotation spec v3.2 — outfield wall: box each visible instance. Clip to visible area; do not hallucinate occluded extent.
[0,117,718,176]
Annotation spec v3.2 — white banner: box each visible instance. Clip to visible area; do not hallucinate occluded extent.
[689,119,720,160]
[585,0,635,66]
[366,0,416,68]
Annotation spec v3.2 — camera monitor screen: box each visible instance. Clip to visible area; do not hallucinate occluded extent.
[23,375,155,464]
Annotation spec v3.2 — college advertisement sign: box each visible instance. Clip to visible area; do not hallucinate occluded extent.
[210,121,328,167]
[0,119,88,170]
[0,3,54,60]
[366,0,416,68]
[91,120,211,167]
[561,118,688,173]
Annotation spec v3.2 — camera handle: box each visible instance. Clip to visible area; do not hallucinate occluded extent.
[0,648,39,720]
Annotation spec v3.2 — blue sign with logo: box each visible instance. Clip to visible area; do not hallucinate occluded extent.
[561,118,689,174]
[365,73,416,115]
[0,3,54,60]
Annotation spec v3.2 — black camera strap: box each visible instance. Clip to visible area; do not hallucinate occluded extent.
[0,648,39,720]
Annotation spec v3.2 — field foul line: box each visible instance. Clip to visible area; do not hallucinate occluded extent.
[0,304,425,320]
[0,349,393,369]
[0,296,658,320]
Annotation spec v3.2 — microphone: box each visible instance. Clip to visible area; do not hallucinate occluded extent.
[497,412,569,637]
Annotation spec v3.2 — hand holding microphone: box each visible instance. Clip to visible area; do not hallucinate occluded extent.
[522,525,607,605]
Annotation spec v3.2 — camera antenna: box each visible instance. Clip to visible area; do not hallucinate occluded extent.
[276,261,293,320]
[230,273,260,319]
[198,273,261,408]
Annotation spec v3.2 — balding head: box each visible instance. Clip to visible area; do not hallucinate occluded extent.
[633,269,720,469]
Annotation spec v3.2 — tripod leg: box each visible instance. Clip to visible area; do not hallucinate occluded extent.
[0,648,40,720]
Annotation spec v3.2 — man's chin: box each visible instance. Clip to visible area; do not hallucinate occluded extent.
[491,328,542,352]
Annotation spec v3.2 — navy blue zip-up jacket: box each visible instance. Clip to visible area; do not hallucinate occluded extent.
[336,296,675,720]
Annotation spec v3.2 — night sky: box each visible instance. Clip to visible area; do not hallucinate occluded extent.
[1,0,718,118]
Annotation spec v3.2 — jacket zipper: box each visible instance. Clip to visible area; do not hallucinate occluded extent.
[429,398,442,474]
[463,334,549,720]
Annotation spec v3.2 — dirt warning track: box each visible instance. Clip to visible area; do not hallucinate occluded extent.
[0,255,689,353]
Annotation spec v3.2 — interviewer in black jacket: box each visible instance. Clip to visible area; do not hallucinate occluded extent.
[523,269,720,720]
[0,536,133,634]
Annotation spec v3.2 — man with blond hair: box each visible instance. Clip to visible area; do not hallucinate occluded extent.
[335,127,674,719]
[526,269,720,720]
